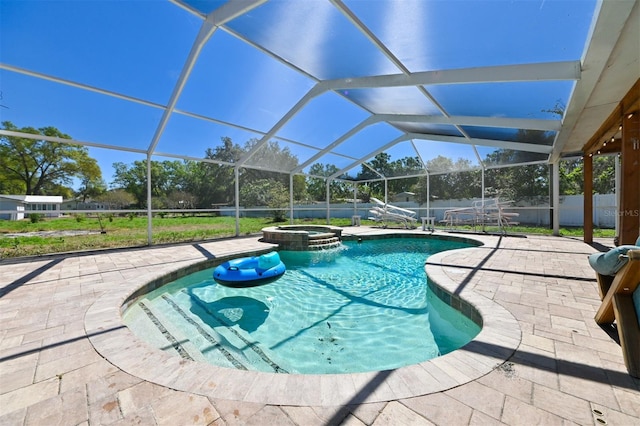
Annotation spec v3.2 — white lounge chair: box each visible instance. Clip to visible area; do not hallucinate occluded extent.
[368,198,417,229]
[440,198,519,233]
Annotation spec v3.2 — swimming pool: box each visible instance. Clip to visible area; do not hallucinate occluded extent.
[123,237,481,374]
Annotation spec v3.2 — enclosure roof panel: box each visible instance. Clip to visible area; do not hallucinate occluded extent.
[1,0,637,182]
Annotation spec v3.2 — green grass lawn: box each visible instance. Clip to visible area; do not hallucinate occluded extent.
[0,215,353,258]
[0,214,614,259]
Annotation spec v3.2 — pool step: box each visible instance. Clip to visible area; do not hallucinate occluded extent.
[125,302,185,357]
[180,290,288,373]
[308,236,339,245]
[159,294,260,370]
[132,295,252,370]
[136,292,289,373]
[307,236,341,250]
[262,225,343,251]
[136,300,208,363]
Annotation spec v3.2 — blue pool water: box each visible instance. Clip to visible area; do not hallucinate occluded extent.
[123,238,481,374]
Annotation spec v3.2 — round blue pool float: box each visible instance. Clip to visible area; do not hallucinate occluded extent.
[213,251,285,287]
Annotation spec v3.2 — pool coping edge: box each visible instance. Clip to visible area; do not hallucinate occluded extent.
[85,233,521,406]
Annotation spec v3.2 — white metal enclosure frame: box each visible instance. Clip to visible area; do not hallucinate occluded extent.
[1,0,638,243]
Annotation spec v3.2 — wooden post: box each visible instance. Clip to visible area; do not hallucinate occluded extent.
[581,80,639,245]
[551,161,560,236]
[619,112,640,245]
[584,154,593,244]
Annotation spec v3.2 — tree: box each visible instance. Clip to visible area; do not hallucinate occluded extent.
[111,159,191,208]
[386,156,422,196]
[187,137,243,208]
[96,189,135,209]
[267,183,290,221]
[485,164,549,201]
[356,153,422,198]
[559,155,616,195]
[184,137,304,208]
[559,158,583,195]
[108,137,304,210]
[239,136,307,199]
[292,174,308,202]
[306,163,350,201]
[167,190,197,209]
[356,153,390,197]
[76,154,107,202]
[240,139,299,186]
[483,130,552,201]
[239,178,288,221]
[592,156,616,194]
[414,156,480,203]
[0,121,103,196]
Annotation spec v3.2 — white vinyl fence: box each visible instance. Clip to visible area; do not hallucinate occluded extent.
[221,194,617,228]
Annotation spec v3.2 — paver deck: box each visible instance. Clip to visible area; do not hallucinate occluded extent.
[1,229,638,425]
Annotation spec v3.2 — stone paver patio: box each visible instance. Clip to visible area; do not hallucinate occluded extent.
[1,228,638,425]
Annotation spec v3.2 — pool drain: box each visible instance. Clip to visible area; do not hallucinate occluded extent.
[592,409,607,424]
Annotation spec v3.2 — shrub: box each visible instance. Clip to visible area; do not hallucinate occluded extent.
[29,213,43,223]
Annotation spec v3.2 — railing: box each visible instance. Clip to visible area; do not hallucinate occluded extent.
[440,198,519,233]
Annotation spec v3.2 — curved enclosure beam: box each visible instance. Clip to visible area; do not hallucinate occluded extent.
[322,61,581,91]
[147,0,268,155]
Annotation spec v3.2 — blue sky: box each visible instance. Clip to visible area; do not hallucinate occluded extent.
[0,0,597,188]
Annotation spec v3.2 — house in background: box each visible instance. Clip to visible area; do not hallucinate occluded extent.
[392,192,416,203]
[60,198,109,211]
[0,195,63,220]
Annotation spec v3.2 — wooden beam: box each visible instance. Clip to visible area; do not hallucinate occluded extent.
[584,78,640,155]
[584,104,623,155]
[619,111,640,245]
[591,141,622,156]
